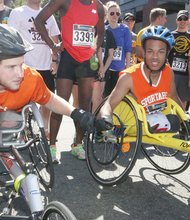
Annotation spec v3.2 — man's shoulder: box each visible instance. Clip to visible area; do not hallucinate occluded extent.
[120,63,141,76]
[172,30,190,36]
[23,65,41,78]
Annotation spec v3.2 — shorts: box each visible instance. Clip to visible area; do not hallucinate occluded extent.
[175,74,190,102]
[37,70,55,93]
[56,50,96,82]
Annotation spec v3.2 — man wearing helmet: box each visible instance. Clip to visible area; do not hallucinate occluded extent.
[0,24,95,147]
[96,25,184,133]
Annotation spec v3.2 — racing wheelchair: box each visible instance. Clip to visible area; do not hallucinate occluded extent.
[0,103,77,219]
[0,102,54,188]
[85,96,190,186]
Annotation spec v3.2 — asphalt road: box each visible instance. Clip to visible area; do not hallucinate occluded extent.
[45,115,190,220]
[1,114,190,220]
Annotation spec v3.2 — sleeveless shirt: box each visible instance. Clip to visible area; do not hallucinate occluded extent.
[120,63,172,114]
[61,0,99,62]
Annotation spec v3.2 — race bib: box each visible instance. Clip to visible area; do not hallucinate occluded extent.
[72,24,95,47]
[30,29,45,44]
[113,46,122,61]
[172,57,187,72]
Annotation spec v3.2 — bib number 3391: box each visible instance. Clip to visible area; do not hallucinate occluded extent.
[72,24,95,47]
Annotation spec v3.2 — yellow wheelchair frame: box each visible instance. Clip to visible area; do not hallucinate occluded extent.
[115,96,190,153]
[85,95,190,186]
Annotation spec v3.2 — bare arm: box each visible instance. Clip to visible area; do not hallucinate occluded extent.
[34,0,66,52]
[99,73,133,116]
[103,48,115,73]
[98,48,115,79]
[125,52,131,68]
[95,0,105,50]
[44,93,75,116]
[44,93,95,132]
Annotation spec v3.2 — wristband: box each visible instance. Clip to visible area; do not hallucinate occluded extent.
[52,59,58,62]
[51,43,57,49]
[52,59,58,64]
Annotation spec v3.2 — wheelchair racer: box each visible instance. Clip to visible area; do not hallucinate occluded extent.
[97,25,184,133]
[0,24,95,157]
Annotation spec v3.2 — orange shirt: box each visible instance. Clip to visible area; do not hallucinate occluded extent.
[0,65,52,112]
[120,63,172,114]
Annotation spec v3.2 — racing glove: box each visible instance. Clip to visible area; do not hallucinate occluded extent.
[70,109,95,133]
[95,115,113,132]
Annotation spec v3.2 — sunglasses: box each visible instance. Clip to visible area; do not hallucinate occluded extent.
[177,17,188,21]
[110,12,120,17]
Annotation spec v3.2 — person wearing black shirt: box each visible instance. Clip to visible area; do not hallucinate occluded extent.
[168,10,190,109]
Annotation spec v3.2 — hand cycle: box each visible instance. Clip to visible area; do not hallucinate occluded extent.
[0,104,77,219]
[85,95,190,186]
[0,102,54,188]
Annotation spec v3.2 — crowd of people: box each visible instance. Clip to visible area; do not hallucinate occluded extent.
[0,0,189,164]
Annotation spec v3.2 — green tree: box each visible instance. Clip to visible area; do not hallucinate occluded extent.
[10,0,26,8]
[41,0,60,27]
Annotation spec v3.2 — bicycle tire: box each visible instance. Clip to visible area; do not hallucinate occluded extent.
[141,120,190,174]
[42,201,77,220]
[85,96,142,186]
[25,110,54,188]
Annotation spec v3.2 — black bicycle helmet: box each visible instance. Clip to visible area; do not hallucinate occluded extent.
[0,24,33,60]
[141,25,175,50]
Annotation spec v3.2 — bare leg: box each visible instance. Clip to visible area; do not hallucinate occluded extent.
[91,81,105,113]
[75,77,94,144]
[50,79,73,146]
[72,85,79,108]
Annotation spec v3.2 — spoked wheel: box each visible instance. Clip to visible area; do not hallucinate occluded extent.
[24,110,54,188]
[141,120,190,174]
[42,201,77,220]
[85,97,142,186]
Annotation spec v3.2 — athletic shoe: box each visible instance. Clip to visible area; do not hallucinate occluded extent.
[71,144,85,160]
[50,146,59,164]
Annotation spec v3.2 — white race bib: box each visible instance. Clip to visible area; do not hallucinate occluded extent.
[113,46,122,61]
[30,29,45,45]
[72,24,95,47]
[172,57,187,72]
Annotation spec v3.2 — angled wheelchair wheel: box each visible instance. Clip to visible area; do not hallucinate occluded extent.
[24,110,54,188]
[141,120,190,174]
[42,201,77,220]
[85,96,142,186]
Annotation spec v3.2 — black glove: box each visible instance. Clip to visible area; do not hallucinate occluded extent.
[70,109,95,132]
[95,115,113,132]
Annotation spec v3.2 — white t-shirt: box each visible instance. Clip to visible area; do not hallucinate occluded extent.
[8,5,60,70]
